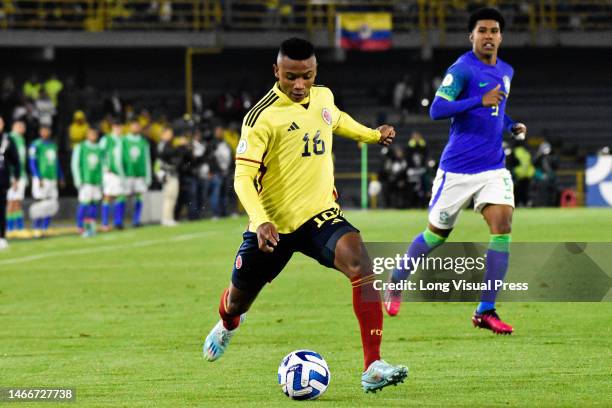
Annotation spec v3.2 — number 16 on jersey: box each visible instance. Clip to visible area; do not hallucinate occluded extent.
[302,130,325,157]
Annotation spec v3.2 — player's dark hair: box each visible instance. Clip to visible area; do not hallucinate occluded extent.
[279,38,315,61]
[468,7,505,32]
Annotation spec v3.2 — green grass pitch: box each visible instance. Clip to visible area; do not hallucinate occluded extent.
[1,208,611,407]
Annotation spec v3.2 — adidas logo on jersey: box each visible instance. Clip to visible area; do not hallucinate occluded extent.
[287,122,300,132]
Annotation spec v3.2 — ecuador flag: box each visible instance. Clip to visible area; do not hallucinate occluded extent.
[337,12,392,51]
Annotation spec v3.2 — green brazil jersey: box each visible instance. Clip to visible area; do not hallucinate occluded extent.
[29,139,59,180]
[122,134,151,184]
[71,140,103,187]
[99,133,124,176]
[9,131,27,183]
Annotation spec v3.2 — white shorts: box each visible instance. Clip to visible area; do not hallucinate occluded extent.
[6,178,27,201]
[31,178,58,200]
[125,177,148,195]
[103,172,124,197]
[428,168,514,229]
[78,184,103,203]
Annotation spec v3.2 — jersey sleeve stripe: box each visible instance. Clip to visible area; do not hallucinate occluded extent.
[435,91,455,101]
[246,95,279,127]
[255,166,267,194]
[236,157,262,165]
[244,91,275,126]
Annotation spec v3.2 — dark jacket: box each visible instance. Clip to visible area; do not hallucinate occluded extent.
[0,132,20,189]
[158,141,190,177]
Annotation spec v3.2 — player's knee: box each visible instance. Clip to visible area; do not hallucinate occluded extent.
[339,255,368,280]
[492,220,512,234]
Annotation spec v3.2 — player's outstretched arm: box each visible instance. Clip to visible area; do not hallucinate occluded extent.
[333,108,394,145]
[429,95,483,120]
[430,85,507,120]
[234,163,278,253]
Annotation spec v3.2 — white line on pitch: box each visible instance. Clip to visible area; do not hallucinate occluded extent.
[0,232,211,266]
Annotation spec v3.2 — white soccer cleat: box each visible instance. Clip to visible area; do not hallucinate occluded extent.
[0,238,8,250]
[361,359,408,393]
[203,315,245,362]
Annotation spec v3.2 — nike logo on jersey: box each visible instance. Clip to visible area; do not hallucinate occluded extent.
[478,82,489,87]
[287,122,300,132]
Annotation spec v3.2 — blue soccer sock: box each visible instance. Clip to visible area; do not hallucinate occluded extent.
[76,203,87,229]
[392,229,447,282]
[33,218,42,230]
[6,212,15,231]
[87,203,98,232]
[477,234,511,314]
[15,210,25,230]
[42,217,51,230]
[89,203,98,220]
[133,195,143,226]
[114,197,125,227]
[102,200,111,226]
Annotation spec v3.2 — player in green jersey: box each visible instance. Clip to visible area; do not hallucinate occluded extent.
[28,125,63,236]
[71,128,104,237]
[99,120,126,231]
[122,119,151,227]
[6,121,28,238]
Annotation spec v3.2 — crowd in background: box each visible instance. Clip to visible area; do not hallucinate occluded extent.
[378,130,562,209]
[0,70,584,240]
[1,72,244,237]
[1,73,63,144]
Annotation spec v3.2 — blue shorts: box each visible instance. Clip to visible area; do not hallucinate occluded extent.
[231,207,359,291]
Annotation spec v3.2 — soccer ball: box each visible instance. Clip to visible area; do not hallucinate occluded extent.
[277,350,330,400]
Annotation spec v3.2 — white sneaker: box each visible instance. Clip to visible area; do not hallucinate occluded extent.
[161,220,178,227]
[361,359,408,393]
[0,238,8,250]
[203,314,246,362]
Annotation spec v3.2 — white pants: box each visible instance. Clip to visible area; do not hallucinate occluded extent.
[32,178,58,200]
[6,178,27,201]
[125,177,148,195]
[103,172,124,197]
[162,176,179,223]
[78,184,103,203]
[428,168,514,229]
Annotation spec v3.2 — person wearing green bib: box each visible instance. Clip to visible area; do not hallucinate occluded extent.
[72,128,104,237]
[6,121,28,238]
[28,125,63,236]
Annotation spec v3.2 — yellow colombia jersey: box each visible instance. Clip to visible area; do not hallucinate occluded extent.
[235,83,382,233]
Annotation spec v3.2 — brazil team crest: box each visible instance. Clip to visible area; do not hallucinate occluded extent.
[322,108,332,125]
[442,74,453,87]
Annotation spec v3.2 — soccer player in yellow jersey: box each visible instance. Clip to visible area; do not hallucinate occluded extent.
[204,38,408,392]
